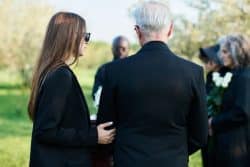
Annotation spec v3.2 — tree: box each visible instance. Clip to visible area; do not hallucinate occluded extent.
[169,0,250,59]
[0,0,53,86]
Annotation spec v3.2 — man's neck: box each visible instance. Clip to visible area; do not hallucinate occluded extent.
[141,39,167,46]
[141,35,169,46]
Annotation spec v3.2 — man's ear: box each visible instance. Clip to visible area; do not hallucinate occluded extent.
[134,25,142,40]
[167,21,174,39]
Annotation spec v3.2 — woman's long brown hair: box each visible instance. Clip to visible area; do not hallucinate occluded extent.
[28,12,86,120]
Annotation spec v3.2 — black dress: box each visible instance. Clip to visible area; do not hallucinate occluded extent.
[29,65,97,167]
[211,67,250,167]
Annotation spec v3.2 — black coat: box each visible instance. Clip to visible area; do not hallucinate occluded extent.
[202,67,231,167]
[29,65,97,167]
[92,63,107,99]
[97,41,208,167]
[92,59,118,100]
[212,67,250,167]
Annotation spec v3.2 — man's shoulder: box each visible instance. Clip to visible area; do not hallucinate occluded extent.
[97,62,110,71]
[95,61,114,76]
[105,55,136,69]
[105,52,203,75]
[170,54,203,74]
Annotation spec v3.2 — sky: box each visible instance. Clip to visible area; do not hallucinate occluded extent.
[45,0,197,43]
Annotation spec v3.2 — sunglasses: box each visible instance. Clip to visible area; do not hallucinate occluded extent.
[83,32,91,42]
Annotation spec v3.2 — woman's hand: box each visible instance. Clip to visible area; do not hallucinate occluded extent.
[97,122,116,144]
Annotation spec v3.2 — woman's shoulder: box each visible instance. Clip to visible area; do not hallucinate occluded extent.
[230,67,250,86]
[49,65,72,77]
[45,65,73,86]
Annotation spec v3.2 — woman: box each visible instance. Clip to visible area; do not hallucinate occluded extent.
[199,43,230,167]
[199,43,229,93]
[28,12,115,167]
[209,34,250,167]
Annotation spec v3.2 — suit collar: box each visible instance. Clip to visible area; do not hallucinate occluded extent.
[138,41,171,53]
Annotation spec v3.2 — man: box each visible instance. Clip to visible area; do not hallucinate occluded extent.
[97,1,208,167]
[92,36,130,103]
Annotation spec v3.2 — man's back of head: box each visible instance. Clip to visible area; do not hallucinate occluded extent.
[131,0,173,46]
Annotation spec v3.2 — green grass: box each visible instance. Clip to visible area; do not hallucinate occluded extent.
[0,88,31,167]
[0,68,202,167]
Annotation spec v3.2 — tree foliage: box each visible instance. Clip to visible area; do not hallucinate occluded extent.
[169,0,250,59]
[0,0,53,86]
[1,0,250,86]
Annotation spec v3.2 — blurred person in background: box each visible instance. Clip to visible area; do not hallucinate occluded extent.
[199,43,230,93]
[209,34,250,167]
[199,42,230,167]
[92,35,130,106]
[28,12,115,167]
[91,35,130,167]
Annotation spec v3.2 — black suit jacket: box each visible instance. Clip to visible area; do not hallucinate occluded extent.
[29,65,97,167]
[97,41,208,167]
[92,63,107,99]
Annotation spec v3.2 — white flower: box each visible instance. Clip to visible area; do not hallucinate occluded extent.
[212,72,233,88]
[212,72,220,83]
[93,86,102,108]
[215,77,223,87]
[224,72,233,83]
[221,80,229,88]
[221,72,233,88]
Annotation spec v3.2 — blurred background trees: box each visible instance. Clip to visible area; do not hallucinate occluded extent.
[1,0,250,166]
[0,0,54,86]
[1,0,250,87]
[169,0,250,59]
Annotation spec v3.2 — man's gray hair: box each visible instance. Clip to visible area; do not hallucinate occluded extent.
[131,0,172,36]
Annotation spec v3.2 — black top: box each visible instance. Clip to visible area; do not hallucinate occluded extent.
[212,67,250,133]
[97,41,208,167]
[29,65,97,167]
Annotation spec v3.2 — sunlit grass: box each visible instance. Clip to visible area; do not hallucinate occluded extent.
[0,137,31,167]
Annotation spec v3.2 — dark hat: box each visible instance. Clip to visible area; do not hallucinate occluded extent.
[199,44,222,65]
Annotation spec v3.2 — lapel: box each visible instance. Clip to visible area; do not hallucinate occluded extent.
[66,66,91,125]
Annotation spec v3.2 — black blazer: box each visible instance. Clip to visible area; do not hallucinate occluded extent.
[29,65,97,167]
[211,67,250,166]
[97,41,208,167]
